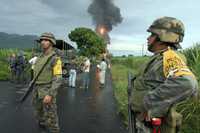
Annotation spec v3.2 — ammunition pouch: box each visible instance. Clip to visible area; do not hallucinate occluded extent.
[130,89,147,112]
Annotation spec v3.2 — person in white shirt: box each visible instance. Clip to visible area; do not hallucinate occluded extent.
[69,61,77,88]
[29,55,38,80]
[98,58,107,87]
[82,57,90,89]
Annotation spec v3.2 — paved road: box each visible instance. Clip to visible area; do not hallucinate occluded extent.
[0,68,127,133]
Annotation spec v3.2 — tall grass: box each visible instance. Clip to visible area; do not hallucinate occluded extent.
[182,43,200,79]
[111,56,149,125]
[0,48,18,59]
[0,48,18,80]
[111,44,200,132]
[177,43,200,133]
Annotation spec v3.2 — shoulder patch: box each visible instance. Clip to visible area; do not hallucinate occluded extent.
[53,57,62,75]
[163,48,194,78]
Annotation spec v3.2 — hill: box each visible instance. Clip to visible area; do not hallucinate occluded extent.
[0,32,38,49]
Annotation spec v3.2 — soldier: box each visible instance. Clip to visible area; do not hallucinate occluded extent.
[16,51,26,84]
[130,17,198,133]
[8,53,17,83]
[32,32,62,133]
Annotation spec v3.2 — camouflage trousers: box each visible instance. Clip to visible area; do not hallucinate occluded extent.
[32,87,60,133]
[135,119,151,133]
[9,68,16,82]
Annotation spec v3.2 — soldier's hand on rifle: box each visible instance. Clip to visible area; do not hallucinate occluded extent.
[43,95,52,104]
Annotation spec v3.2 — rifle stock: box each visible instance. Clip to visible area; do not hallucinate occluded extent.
[127,72,136,133]
[19,80,35,103]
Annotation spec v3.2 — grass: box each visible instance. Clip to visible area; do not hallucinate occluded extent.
[178,43,200,133]
[111,44,200,132]
[111,56,149,126]
[0,48,18,80]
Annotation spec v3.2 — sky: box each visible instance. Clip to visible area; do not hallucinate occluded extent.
[0,0,199,55]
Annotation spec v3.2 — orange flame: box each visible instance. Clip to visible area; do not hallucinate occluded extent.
[100,27,106,35]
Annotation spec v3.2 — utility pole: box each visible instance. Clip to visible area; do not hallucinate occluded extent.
[142,43,145,56]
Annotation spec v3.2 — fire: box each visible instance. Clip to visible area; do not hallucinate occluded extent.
[96,25,107,35]
[96,25,110,44]
[100,27,105,35]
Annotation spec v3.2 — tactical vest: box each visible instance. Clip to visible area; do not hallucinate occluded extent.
[34,51,55,84]
[131,53,165,112]
[131,48,194,112]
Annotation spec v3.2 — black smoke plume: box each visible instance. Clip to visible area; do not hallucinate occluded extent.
[88,0,123,44]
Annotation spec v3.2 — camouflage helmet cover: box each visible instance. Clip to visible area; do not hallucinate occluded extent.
[39,32,56,45]
[147,17,185,44]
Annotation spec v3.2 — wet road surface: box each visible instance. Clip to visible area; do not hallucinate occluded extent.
[0,67,127,133]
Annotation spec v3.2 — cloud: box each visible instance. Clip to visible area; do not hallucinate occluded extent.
[0,0,199,53]
[0,0,93,37]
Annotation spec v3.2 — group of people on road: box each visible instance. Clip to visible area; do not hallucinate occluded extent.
[68,56,109,89]
[8,51,27,84]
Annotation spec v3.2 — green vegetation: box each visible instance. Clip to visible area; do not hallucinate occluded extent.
[0,48,32,80]
[111,44,200,132]
[68,27,106,57]
[177,44,200,133]
[111,56,149,125]
[0,49,18,80]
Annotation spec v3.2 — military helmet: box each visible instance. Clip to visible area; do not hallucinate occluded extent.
[39,32,56,45]
[147,17,185,45]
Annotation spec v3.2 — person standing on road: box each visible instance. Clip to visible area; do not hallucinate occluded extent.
[69,60,77,88]
[16,51,26,84]
[82,57,90,89]
[32,32,62,133]
[29,54,38,80]
[98,58,107,87]
[130,17,198,133]
[8,53,17,83]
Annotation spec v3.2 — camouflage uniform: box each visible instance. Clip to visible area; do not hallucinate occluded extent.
[8,54,17,82]
[130,17,198,133]
[16,52,26,84]
[32,33,62,133]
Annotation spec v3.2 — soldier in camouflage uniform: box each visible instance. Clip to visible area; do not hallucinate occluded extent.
[32,32,62,133]
[130,17,198,133]
[8,53,17,83]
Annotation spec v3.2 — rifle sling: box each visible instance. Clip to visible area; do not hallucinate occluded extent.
[32,53,56,85]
